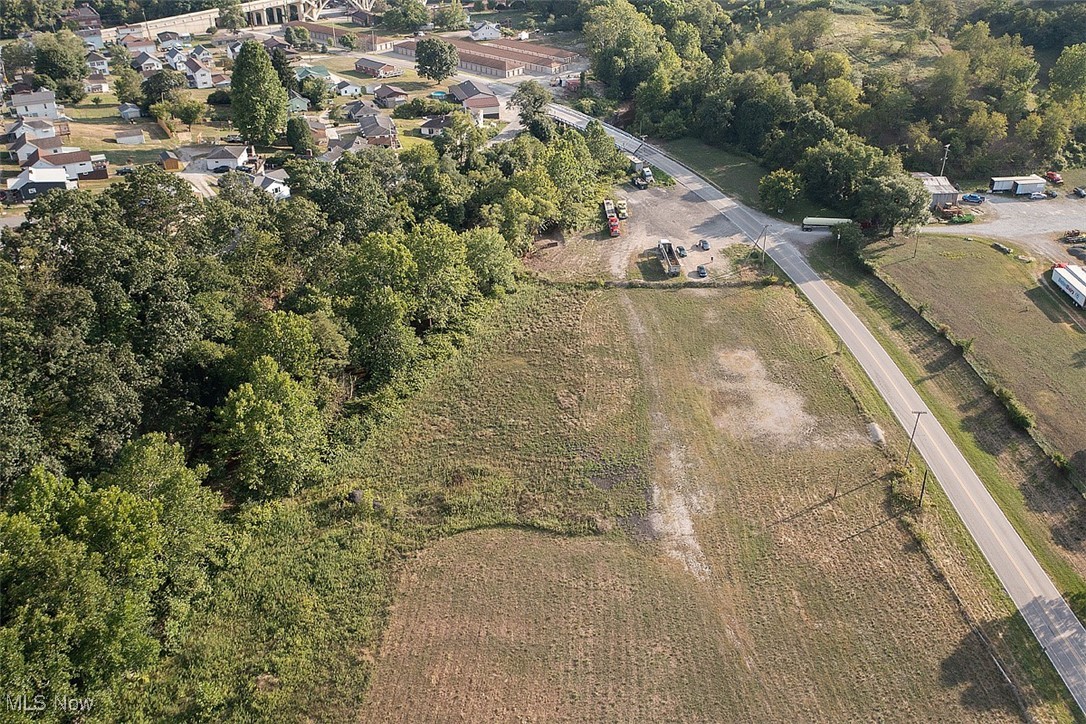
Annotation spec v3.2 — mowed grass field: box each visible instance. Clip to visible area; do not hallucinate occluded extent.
[867,234,1086,478]
[360,281,1035,722]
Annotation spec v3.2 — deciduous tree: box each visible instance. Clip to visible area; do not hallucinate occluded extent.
[415,37,459,83]
[231,41,288,145]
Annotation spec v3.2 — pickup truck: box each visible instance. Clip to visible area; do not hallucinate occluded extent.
[642,167,655,184]
[658,239,681,276]
[615,198,628,219]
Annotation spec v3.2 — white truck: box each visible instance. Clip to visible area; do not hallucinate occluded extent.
[615,198,628,219]
[658,239,681,276]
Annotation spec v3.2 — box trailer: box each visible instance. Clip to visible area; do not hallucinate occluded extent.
[990,174,1046,195]
[1053,264,1086,307]
[658,239,681,276]
[801,216,851,231]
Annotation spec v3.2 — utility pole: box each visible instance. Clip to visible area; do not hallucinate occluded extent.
[939,143,951,177]
[918,468,929,508]
[912,232,920,259]
[904,410,928,467]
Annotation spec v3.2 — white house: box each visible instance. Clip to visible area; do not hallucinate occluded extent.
[226,41,244,60]
[3,118,58,142]
[165,48,188,71]
[334,79,363,97]
[121,35,157,55]
[206,145,250,171]
[132,51,163,72]
[85,51,109,73]
[470,22,502,41]
[28,149,97,180]
[83,73,110,93]
[184,58,214,89]
[5,167,76,201]
[190,45,214,63]
[420,115,453,136]
[251,169,291,199]
[10,90,62,120]
[8,135,78,163]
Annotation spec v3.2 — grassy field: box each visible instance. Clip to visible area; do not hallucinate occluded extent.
[865,234,1086,479]
[360,276,1053,721]
[659,138,838,223]
[807,238,1086,624]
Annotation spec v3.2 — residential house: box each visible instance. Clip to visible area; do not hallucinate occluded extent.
[10,90,62,120]
[190,45,214,64]
[420,115,453,136]
[294,65,333,85]
[1,118,59,144]
[85,51,109,74]
[184,58,214,89]
[132,51,163,73]
[8,135,77,164]
[121,36,158,55]
[263,37,299,57]
[361,35,397,53]
[306,117,337,144]
[470,21,502,41]
[62,4,101,30]
[165,48,188,71]
[211,73,231,87]
[251,168,291,199]
[334,79,363,97]
[288,90,311,113]
[27,149,102,180]
[115,129,145,145]
[83,73,110,93]
[4,167,76,203]
[226,41,245,60]
[448,79,500,121]
[358,114,397,147]
[119,103,142,122]
[159,150,185,171]
[344,99,379,121]
[157,32,185,51]
[354,57,401,78]
[374,84,408,108]
[205,145,250,171]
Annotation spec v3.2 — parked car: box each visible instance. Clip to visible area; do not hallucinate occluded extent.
[212,165,232,173]
[1046,189,1059,198]
[961,193,986,204]
[1074,187,1086,198]
[236,165,254,173]
[224,134,243,143]
[116,166,135,176]
[1045,170,1064,184]
[1029,192,1049,200]
[696,265,708,278]
[699,239,711,251]
[676,245,687,257]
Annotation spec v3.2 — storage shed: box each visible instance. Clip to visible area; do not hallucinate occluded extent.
[1053,264,1086,308]
[990,174,1046,195]
[911,172,959,209]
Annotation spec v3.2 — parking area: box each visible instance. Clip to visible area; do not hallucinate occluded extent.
[928,191,1086,261]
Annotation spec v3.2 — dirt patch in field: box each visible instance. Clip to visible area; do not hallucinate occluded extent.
[712,348,816,444]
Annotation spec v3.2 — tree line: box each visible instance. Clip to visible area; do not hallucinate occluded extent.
[564,0,1086,230]
[0,115,628,716]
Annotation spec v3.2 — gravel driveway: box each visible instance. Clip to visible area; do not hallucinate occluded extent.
[925,191,1086,261]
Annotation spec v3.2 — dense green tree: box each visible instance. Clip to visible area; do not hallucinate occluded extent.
[234,310,319,382]
[463,227,516,295]
[33,29,87,82]
[853,173,930,236]
[405,219,475,329]
[231,41,288,146]
[173,97,209,129]
[2,39,36,79]
[1051,44,1086,102]
[510,80,551,124]
[216,0,245,32]
[270,47,298,93]
[382,0,429,31]
[433,0,468,30]
[796,133,900,210]
[286,115,318,154]
[759,169,803,212]
[141,69,188,108]
[415,37,459,83]
[113,65,144,105]
[299,75,331,110]
[213,356,326,498]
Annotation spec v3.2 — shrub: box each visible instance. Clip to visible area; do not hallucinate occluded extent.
[208,89,232,105]
[392,97,460,119]
[992,386,1035,430]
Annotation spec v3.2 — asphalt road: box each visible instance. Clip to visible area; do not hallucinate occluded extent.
[549,104,1086,714]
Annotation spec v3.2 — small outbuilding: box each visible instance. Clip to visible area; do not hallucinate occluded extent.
[911,172,959,209]
[159,150,184,171]
[115,128,145,145]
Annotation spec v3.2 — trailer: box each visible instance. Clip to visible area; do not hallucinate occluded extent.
[990,174,1047,195]
[801,216,851,231]
[1053,264,1086,307]
[603,199,616,218]
[658,238,681,276]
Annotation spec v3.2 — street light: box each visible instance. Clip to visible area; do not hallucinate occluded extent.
[904,410,928,467]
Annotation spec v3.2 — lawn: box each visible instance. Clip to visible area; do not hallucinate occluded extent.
[865,234,1086,479]
[660,137,837,223]
[360,279,1057,721]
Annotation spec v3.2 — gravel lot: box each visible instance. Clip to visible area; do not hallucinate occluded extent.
[926,191,1086,261]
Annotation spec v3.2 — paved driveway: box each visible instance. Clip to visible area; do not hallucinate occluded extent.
[926,193,1086,261]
